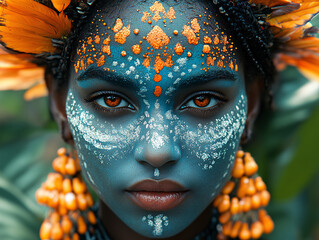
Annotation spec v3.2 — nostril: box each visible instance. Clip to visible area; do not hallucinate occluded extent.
[135,145,181,168]
[134,139,181,168]
[144,151,172,168]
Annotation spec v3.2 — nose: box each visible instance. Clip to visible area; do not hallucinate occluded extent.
[135,128,181,168]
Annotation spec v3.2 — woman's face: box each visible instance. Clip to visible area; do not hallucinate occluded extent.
[66,0,247,238]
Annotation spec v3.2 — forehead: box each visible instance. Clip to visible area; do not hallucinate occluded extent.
[73,0,239,97]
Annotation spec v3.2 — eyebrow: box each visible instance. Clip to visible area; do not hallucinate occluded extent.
[76,66,237,90]
[176,69,237,89]
[76,66,139,90]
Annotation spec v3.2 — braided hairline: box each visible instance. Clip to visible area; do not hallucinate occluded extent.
[52,0,275,91]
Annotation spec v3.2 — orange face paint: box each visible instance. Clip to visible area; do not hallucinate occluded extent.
[174,43,184,55]
[121,51,127,57]
[146,26,170,49]
[182,25,199,45]
[113,18,123,33]
[94,35,101,44]
[191,18,201,33]
[114,25,131,44]
[132,44,142,55]
[134,29,140,35]
[202,45,211,54]
[74,1,238,99]
[153,86,162,97]
[154,74,162,82]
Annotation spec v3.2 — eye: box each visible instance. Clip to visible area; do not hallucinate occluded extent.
[180,93,219,110]
[95,93,134,110]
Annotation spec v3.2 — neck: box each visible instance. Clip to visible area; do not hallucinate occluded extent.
[98,200,215,240]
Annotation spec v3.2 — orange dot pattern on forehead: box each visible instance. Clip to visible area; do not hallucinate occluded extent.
[134,29,139,35]
[150,1,165,13]
[114,25,131,44]
[142,55,151,68]
[121,51,127,57]
[154,55,165,74]
[87,37,93,45]
[207,56,215,66]
[153,55,173,74]
[202,45,211,54]
[96,55,105,67]
[94,35,101,44]
[153,86,162,97]
[74,3,238,96]
[113,18,123,33]
[102,45,111,55]
[174,43,184,55]
[214,35,219,45]
[132,44,142,55]
[103,36,111,45]
[146,26,170,49]
[217,59,224,68]
[141,11,151,23]
[154,74,162,82]
[182,25,199,45]
[204,36,212,44]
[102,35,111,55]
[164,7,176,20]
[191,18,201,33]
[87,57,93,65]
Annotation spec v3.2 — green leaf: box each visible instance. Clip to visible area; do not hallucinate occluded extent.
[273,106,319,200]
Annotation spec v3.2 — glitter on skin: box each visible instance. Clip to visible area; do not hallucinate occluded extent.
[154,168,160,177]
[142,214,169,236]
[66,91,246,169]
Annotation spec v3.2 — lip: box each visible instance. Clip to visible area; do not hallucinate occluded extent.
[126,179,188,211]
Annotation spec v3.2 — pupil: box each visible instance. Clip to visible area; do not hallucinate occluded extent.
[197,96,206,102]
[194,95,210,107]
[105,95,121,107]
[108,96,117,102]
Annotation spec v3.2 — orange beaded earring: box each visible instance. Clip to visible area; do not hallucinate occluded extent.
[35,148,97,240]
[215,150,274,240]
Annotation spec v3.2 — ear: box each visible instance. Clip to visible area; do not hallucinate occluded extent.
[240,77,264,145]
[45,68,74,145]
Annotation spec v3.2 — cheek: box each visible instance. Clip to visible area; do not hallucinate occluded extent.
[65,91,143,188]
[174,93,247,193]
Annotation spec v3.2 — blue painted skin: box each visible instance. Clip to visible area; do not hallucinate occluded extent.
[66,0,248,239]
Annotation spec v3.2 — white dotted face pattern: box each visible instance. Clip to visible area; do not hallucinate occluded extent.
[142,214,169,236]
[66,91,246,171]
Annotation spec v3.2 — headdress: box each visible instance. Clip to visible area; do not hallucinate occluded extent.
[0,0,318,100]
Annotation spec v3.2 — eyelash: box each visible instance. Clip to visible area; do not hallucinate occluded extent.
[86,91,225,114]
[180,91,226,112]
[86,91,135,113]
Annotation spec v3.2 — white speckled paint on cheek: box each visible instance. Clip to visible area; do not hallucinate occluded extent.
[165,94,247,170]
[66,92,143,164]
[142,214,169,236]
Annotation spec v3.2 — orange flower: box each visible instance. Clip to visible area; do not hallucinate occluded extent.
[249,0,301,8]
[274,52,319,81]
[267,1,319,28]
[0,46,47,100]
[0,0,72,54]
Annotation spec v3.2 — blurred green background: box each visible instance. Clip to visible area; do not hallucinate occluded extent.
[0,16,319,240]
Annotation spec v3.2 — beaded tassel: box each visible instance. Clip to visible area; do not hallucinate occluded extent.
[36,148,97,240]
[215,151,274,240]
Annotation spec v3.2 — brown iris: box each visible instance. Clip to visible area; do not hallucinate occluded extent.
[104,95,121,107]
[193,95,210,107]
